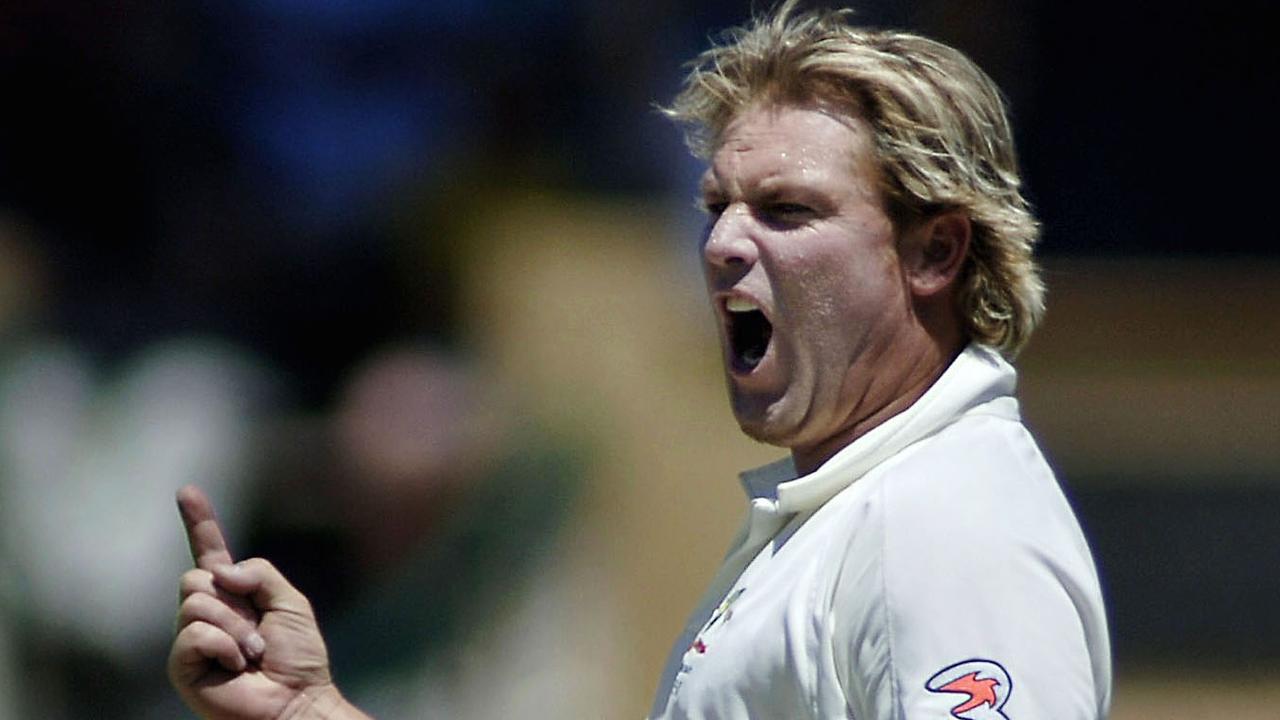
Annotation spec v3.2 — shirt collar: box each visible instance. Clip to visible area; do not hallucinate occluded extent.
[737,343,1019,513]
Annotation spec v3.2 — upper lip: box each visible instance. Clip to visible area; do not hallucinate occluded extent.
[715,290,769,320]
[714,291,775,343]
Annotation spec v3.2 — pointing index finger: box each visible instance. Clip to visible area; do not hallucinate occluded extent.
[177,485,235,570]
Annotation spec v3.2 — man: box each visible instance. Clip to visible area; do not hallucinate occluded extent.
[646,4,1110,718]
[169,3,1110,719]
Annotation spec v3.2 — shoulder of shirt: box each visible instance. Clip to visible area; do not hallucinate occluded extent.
[870,411,1055,533]
[823,413,1074,711]
[817,410,1075,611]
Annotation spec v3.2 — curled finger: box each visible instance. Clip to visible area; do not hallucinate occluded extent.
[178,567,260,624]
[178,592,266,660]
[170,620,247,681]
[214,558,312,615]
[178,568,216,601]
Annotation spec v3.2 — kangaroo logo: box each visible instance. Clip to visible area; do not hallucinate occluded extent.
[925,659,1011,719]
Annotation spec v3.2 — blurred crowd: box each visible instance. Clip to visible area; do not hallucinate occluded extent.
[1,204,597,719]
[1,0,702,714]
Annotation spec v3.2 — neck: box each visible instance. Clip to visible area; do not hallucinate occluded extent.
[790,336,964,475]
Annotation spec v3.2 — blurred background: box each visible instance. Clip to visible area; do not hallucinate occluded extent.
[0,0,1276,717]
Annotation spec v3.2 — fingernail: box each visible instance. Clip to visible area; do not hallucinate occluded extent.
[246,632,266,657]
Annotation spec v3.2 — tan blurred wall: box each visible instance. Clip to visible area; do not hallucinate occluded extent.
[456,192,775,713]
[1019,257,1280,483]
[456,193,1280,717]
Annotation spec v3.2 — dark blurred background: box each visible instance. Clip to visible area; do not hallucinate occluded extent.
[1,1,1276,718]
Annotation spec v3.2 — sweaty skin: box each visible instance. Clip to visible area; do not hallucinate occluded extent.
[700,104,962,474]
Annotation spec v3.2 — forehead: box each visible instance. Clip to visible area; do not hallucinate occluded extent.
[701,105,876,193]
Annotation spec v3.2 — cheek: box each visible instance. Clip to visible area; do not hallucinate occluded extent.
[789,233,888,289]
[779,245,906,336]
[829,234,904,299]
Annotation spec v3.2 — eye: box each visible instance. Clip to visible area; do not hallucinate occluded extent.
[759,202,814,226]
[701,200,728,217]
[771,203,811,216]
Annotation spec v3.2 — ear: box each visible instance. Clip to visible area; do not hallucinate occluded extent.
[902,211,971,298]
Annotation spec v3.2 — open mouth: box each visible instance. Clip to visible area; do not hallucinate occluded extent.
[727,300,773,372]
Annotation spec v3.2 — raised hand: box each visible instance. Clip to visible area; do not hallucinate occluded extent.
[168,485,369,720]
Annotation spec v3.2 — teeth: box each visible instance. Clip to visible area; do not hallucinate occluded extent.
[726,297,759,313]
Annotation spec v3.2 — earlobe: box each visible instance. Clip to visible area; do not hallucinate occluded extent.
[906,212,971,297]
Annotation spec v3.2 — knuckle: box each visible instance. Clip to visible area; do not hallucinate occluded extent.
[239,556,275,574]
[178,568,212,596]
[177,594,217,628]
[177,592,204,619]
[179,592,253,635]
[183,620,217,644]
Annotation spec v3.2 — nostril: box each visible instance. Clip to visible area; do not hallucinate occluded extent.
[703,230,755,268]
[705,248,750,270]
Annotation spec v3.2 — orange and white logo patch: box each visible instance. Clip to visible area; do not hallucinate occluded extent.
[925,659,1011,719]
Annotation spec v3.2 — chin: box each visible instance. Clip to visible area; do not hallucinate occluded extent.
[736,420,779,445]
[731,402,798,448]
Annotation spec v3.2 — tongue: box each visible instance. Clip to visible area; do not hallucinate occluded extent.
[732,311,772,370]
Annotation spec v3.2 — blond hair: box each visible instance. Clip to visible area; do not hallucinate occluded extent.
[663,1,1045,356]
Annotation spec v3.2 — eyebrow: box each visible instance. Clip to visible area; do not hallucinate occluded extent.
[701,176,827,204]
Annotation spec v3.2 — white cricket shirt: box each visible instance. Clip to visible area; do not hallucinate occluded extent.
[648,345,1111,719]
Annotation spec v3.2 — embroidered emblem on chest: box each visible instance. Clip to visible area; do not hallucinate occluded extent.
[688,587,746,654]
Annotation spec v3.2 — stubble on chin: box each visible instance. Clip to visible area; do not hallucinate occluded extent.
[729,392,795,448]
[735,417,776,445]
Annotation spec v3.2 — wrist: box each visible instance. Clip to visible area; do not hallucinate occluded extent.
[279,685,372,720]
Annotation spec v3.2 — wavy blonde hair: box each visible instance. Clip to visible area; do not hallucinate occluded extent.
[663,1,1044,357]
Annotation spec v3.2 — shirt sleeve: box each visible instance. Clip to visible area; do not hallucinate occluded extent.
[830,420,1110,720]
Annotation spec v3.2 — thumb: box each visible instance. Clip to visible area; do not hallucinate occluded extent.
[213,558,313,615]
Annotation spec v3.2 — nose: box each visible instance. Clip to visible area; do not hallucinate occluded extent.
[702,205,758,271]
